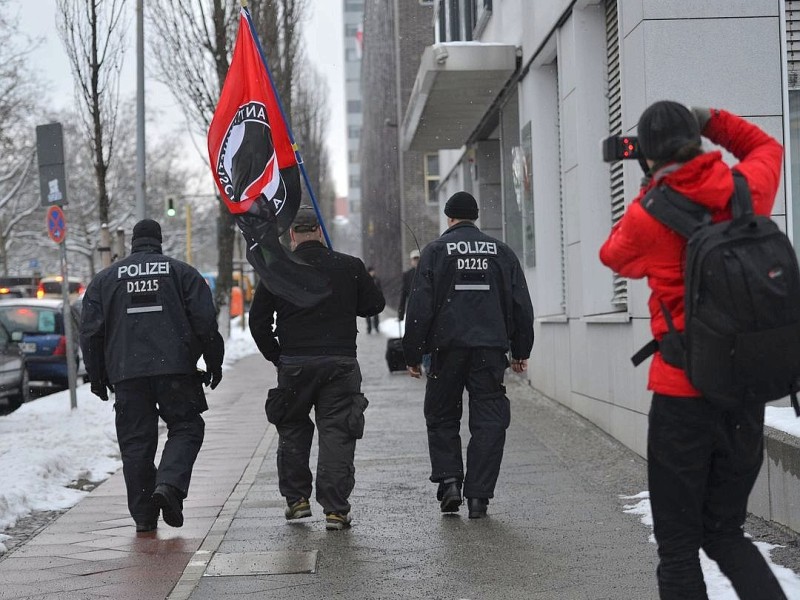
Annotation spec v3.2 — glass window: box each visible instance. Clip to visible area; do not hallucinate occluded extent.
[344,0,362,12]
[424,153,440,205]
[348,126,361,139]
[500,93,523,259]
[0,307,60,334]
[347,100,362,113]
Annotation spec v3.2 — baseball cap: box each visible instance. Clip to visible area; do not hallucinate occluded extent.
[292,205,320,232]
[409,249,420,260]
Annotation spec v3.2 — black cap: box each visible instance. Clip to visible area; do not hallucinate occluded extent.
[444,191,479,220]
[291,205,320,232]
[132,219,162,243]
[637,100,701,162]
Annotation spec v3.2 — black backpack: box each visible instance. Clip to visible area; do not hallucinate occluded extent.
[632,171,800,414]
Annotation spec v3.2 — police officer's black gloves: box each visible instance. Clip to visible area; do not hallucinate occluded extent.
[202,368,223,390]
[210,369,222,390]
[91,381,113,401]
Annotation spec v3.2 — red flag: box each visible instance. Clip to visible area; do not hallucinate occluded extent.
[207,8,301,234]
[207,8,329,308]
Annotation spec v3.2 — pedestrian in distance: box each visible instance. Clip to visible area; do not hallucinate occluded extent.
[599,101,788,599]
[249,205,385,530]
[402,191,534,519]
[397,248,420,322]
[80,219,224,533]
[365,266,382,334]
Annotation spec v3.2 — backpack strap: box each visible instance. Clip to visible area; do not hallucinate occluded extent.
[730,170,754,219]
[629,300,686,369]
[641,185,712,239]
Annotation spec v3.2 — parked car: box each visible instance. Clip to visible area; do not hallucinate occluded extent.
[36,275,85,300]
[0,321,29,410]
[0,298,85,387]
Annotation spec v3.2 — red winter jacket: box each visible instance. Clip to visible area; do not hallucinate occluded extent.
[599,109,783,397]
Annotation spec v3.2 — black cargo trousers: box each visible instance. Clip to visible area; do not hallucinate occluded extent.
[113,374,206,524]
[424,347,511,499]
[267,355,368,515]
[648,394,787,600]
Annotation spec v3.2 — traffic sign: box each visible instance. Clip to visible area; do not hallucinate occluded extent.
[36,123,68,207]
[46,205,66,244]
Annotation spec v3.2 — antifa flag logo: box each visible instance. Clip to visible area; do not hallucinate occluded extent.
[215,101,290,218]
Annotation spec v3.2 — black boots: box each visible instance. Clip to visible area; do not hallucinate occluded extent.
[438,478,463,513]
[467,497,489,519]
[152,483,184,528]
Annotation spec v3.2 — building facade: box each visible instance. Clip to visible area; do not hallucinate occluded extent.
[360,0,437,307]
[343,0,364,217]
[402,0,792,460]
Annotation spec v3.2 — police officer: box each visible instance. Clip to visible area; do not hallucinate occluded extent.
[249,206,384,530]
[80,219,224,533]
[403,192,534,518]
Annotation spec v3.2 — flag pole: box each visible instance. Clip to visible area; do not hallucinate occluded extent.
[241,7,334,249]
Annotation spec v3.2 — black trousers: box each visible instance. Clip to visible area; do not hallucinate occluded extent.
[648,394,786,600]
[424,348,510,499]
[365,314,379,333]
[274,356,366,515]
[114,374,206,524]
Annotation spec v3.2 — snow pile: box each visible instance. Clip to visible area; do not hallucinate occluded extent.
[621,492,800,597]
[0,385,119,551]
[0,318,260,552]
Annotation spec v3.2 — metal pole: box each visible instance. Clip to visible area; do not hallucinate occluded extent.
[99,224,112,269]
[135,0,147,221]
[60,243,78,410]
[186,203,192,264]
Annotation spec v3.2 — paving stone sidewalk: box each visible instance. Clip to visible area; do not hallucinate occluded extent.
[183,329,661,600]
[2,327,799,599]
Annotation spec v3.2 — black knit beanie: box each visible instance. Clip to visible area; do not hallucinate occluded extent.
[444,191,479,220]
[637,100,701,162]
[132,219,163,243]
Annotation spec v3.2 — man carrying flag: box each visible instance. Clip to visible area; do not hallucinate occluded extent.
[207,5,329,308]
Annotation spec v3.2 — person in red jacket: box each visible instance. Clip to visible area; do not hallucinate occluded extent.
[599,101,787,600]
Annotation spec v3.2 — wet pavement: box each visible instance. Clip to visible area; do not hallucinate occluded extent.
[0,329,798,599]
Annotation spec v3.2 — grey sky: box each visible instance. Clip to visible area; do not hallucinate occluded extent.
[17,0,347,197]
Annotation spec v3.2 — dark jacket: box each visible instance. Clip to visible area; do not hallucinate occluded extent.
[599,109,782,396]
[397,267,416,320]
[249,240,385,363]
[80,238,224,385]
[402,222,534,365]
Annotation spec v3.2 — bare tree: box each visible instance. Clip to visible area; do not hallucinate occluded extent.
[292,62,334,221]
[248,0,308,120]
[0,2,44,275]
[56,0,129,227]
[147,0,238,324]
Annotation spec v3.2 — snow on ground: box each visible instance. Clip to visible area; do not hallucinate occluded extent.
[0,318,260,553]
[765,406,800,437]
[621,491,800,597]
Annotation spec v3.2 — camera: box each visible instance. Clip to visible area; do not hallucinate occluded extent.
[602,135,641,162]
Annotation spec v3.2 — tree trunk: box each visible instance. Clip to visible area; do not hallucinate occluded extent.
[213,0,234,335]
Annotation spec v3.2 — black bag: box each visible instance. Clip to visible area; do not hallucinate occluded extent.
[385,338,406,372]
[633,171,800,413]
